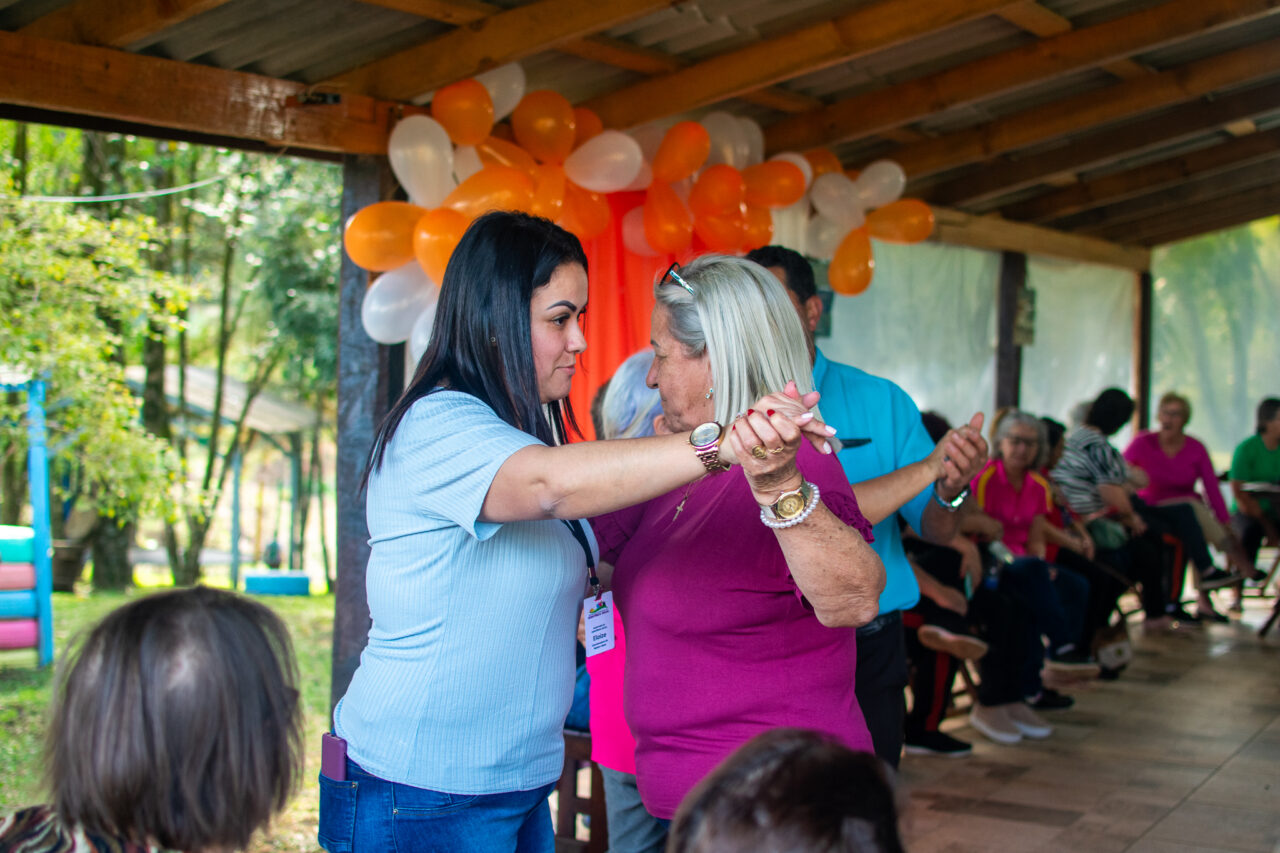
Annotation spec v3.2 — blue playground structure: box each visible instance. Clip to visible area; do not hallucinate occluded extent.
[0,380,55,666]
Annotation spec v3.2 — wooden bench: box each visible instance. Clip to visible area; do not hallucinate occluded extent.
[554,730,608,853]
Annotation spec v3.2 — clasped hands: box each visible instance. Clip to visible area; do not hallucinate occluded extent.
[716,381,834,502]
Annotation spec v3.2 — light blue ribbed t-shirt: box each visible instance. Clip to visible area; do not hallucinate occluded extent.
[334,390,595,794]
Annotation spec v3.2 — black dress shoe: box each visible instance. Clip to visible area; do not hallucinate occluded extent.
[1028,688,1075,710]
[1168,607,1201,624]
[1196,605,1229,623]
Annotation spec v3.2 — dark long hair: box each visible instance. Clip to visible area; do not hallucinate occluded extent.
[1256,397,1280,435]
[366,211,588,481]
[47,587,303,851]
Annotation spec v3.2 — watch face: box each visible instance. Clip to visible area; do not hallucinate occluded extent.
[776,492,807,519]
[690,422,721,448]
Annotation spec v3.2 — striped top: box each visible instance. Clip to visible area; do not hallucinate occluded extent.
[1050,426,1128,517]
[0,806,166,852]
[334,390,595,794]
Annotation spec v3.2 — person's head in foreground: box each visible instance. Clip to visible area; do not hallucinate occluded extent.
[650,254,816,432]
[667,728,904,853]
[27,586,303,852]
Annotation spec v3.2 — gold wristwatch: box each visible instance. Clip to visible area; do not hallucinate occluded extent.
[764,480,814,522]
[689,421,730,473]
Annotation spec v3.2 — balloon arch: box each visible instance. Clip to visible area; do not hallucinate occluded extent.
[345,63,934,355]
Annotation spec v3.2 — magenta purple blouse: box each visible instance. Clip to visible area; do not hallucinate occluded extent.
[1123,431,1229,523]
[590,441,875,820]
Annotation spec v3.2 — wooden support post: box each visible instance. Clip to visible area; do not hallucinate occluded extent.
[1134,271,1153,431]
[332,155,401,711]
[995,251,1026,412]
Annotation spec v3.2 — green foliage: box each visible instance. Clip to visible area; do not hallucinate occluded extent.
[0,192,186,522]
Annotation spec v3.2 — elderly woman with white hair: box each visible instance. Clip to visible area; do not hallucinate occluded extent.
[590,255,953,830]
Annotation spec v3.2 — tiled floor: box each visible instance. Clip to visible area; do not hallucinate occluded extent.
[898,596,1280,852]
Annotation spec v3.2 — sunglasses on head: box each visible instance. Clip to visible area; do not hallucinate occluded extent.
[660,262,694,296]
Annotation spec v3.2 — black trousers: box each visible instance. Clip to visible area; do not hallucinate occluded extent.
[855,610,909,768]
[1095,526,1170,619]
[1053,549,1128,648]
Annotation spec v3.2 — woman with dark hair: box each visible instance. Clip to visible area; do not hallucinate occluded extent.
[1228,397,1280,609]
[667,728,904,853]
[321,213,831,853]
[0,587,303,852]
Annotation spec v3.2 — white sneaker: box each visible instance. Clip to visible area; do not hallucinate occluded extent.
[969,703,1022,745]
[1006,702,1053,739]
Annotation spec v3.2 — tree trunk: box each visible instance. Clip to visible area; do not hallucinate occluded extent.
[91,519,135,590]
[3,128,31,523]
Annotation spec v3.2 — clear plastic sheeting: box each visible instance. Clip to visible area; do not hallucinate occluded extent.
[1151,218,1280,469]
[1020,258,1136,444]
[815,240,999,428]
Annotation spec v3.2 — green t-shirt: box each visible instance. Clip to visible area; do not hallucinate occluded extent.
[1229,435,1280,514]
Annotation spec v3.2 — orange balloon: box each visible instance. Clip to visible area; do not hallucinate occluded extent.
[804,148,843,178]
[444,166,535,220]
[652,121,711,184]
[477,136,538,176]
[344,201,428,271]
[643,182,692,254]
[413,208,469,283]
[866,199,935,244]
[742,161,806,208]
[688,165,745,218]
[694,208,746,253]
[558,182,611,239]
[512,91,577,164]
[829,227,875,295]
[530,163,567,220]
[742,204,773,251]
[432,79,494,147]
[573,107,604,148]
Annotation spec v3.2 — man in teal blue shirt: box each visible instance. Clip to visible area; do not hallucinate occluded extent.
[748,246,987,767]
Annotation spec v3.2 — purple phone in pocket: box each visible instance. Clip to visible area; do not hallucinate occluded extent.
[321,733,347,781]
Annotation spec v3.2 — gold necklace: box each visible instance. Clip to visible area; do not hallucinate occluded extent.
[673,480,698,521]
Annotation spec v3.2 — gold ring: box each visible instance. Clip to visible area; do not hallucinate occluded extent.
[751,445,768,459]
[768,447,784,454]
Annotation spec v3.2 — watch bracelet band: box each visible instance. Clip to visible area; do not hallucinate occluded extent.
[760,481,821,529]
[932,483,970,512]
[695,445,730,472]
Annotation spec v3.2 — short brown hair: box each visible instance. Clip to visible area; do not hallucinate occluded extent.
[46,587,303,850]
[1158,391,1192,423]
[667,728,904,853]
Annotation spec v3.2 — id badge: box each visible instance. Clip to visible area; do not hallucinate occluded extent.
[583,591,616,657]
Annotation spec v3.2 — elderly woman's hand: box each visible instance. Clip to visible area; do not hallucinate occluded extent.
[726,406,808,504]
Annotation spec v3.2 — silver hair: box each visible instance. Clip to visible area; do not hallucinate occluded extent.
[599,349,663,440]
[654,254,817,426]
[994,409,1049,467]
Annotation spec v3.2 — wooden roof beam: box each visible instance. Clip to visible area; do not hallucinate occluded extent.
[1097,181,1280,244]
[929,206,1151,270]
[330,0,678,102]
[1062,159,1280,233]
[18,0,231,48]
[767,0,1280,157]
[581,0,1018,129]
[0,30,408,156]
[994,1,1151,79]
[926,80,1280,207]
[1002,126,1280,222]
[891,37,1280,181]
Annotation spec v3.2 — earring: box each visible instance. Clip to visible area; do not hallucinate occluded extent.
[704,388,714,399]
[489,336,497,344]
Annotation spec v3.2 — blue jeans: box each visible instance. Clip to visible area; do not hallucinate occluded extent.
[319,758,555,853]
[599,766,668,853]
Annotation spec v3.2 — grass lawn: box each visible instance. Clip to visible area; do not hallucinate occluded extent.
[0,588,334,852]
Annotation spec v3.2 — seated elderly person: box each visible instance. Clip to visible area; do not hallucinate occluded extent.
[0,587,303,852]
[1229,397,1280,610]
[592,255,959,833]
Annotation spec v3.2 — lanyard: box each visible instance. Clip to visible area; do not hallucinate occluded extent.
[562,519,600,599]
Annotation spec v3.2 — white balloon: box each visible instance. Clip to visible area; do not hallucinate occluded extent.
[701,111,749,168]
[474,63,525,120]
[621,206,658,255]
[408,299,440,363]
[453,145,483,183]
[361,263,438,345]
[629,124,667,164]
[810,173,865,230]
[770,197,810,249]
[388,115,456,208]
[563,130,643,193]
[769,152,813,189]
[739,118,765,167]
[805,214,845,262]
[622,160,652,192]
[854,160,906,209]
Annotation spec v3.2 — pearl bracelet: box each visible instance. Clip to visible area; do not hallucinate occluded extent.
[759,482,821,529]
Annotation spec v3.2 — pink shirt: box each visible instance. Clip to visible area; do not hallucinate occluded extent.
[973,460,1053,556]
[585,610,636,773]
[590,442,875,820]
[1123,432,1229,523]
